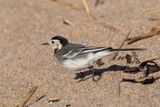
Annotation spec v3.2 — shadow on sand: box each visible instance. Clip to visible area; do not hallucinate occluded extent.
[74,64,160,84]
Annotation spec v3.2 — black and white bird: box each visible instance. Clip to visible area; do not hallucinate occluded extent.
[42,36,145,72]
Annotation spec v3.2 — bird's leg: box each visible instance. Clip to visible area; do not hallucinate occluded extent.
[88,66,94,75]
[96,59,105,67]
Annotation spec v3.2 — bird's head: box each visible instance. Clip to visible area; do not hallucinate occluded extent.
[41,36,69,51]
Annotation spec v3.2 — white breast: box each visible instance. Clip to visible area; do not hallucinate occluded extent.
[62,50,114,71]
[62,53,95,70]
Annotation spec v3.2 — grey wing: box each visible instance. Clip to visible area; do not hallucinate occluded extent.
[62,44,85,58]
[63,44,112,59]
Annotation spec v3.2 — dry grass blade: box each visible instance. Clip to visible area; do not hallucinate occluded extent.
[127,32,158,44]
[147,7,160,14]
[63,19,75,26]
[151,25,160,32]
[143,56,160,62]
[153,73,160,79]
[48,99,60,104]
[99,22,119,32]
[111,30,131,60]
[81,0,93,21]
[117,82,121,96]
[18,86,38,107]
[127,25,160,44]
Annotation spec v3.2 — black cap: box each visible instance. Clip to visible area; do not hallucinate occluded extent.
[51,36,69,46]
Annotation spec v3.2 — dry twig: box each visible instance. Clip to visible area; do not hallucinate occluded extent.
[147,7,160,14]
[48,99,60,104]
[63,19,75,26]
[143,56,160,62]
[127,25,160,44]
[111,30,131,60]
[81,0,93,21]
[18,86,38,107]
[98,22,119,32]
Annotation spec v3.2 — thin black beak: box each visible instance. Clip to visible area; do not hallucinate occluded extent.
[41,42,49,45]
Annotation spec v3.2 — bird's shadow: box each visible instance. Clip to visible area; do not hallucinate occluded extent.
[74,64,137,81]
[74,64,160,84]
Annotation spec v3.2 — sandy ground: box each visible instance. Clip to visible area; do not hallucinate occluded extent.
[0,0,160,107]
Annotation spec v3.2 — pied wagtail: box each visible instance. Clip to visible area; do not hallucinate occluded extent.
[42,36,145,75]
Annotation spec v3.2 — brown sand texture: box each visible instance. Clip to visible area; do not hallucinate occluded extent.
[0,0,160,107]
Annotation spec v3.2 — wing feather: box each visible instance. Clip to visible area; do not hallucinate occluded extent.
[63,44,112,59]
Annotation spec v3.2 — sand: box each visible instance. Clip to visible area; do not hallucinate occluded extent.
[0,0,160,107]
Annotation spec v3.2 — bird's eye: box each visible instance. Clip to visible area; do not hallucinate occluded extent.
[52,41,54,44]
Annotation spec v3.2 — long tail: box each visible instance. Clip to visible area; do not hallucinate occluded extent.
[110,48,146,52]
[92,47,146,59]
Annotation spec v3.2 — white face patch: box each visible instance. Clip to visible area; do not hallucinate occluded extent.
[51,39,62,50]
